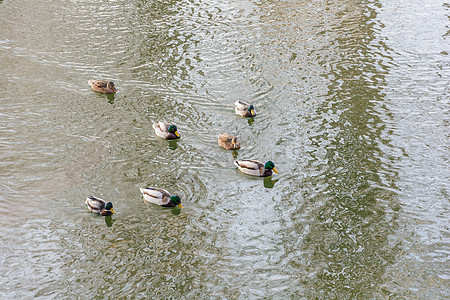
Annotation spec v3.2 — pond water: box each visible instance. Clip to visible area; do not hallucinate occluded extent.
[0,0,449,298]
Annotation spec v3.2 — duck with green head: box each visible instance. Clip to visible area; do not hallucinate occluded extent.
[88,79,118,94]
[140,187,183,208]
[153,122,180,139]
[235,101,256,117]
[234,160,279,177]
[85,196,116,216]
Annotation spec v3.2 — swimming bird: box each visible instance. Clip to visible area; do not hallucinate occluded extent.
[88,79,118,94]
[218,133,241,150]
[234,160,279,177]
[235,101,256,117]
[153,122,180,139]
[140,187,183,208]
[85,196,116,216]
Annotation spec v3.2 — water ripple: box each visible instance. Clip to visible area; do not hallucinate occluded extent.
[1,0,449,298]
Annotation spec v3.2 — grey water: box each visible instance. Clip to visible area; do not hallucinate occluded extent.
[0,0,449,298]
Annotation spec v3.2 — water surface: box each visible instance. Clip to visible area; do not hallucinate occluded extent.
[0,0,449,298]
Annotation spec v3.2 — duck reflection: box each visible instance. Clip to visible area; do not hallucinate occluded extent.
[171,206,182,215]
[106,93,115,104]
[231,149,239,159]
[263,176,279,188]
[104,215,116,227]
[168,140,178,150]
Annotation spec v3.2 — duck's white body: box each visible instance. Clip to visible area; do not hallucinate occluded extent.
[152,122,180,139]
[140,187,173,206]
[234,160,265,176]
[85,196,115,215]
[235,101,256,117]
[234,159,278,177]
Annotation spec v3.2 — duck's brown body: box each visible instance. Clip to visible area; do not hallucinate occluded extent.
[218,133,241,150]
[88,79,117,94]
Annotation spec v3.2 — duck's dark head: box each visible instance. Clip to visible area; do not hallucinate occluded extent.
[170,195,183,208]
[168,125,180,138]
[107,81,117,92]
[105,201,116,214]
[264,161,279,174]
[231,137,241,149]
[247,104,255,116]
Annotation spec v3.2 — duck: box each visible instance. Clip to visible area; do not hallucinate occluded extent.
[235,101,256,117]
[234,160,279,177]
[85,196,116,216]
[218,133,241,150]
[153,122,180,139]
[88,79,117,94]
[140,187,183,208]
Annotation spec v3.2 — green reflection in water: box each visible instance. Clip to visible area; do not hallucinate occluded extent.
[231,149,239,159]
[295,2,402,299]
[168,140,178,150]
[263,176,279,189]
[104,215,115,227]
[106,94,115,105]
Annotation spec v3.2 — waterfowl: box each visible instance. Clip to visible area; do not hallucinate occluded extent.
[85,196,116,216]
[153,122,180,139]
[218,133,241,150]
[140,187,183,208]
[88,79,117,94]
[235,101,256,117]
[234,160,279,177]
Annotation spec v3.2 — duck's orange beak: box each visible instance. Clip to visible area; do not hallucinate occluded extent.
[178,204,183,208]
[272,167,279,174]
[110,208,116,214]
[250,109,255,116]
[175,131,180,138]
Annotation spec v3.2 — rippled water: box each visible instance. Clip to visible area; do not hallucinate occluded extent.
[1,0,449,298]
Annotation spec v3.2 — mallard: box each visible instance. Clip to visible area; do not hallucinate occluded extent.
[88,79,118,94]
[140,187,183,208]
[153,122,180,139]
[234,160,279,177]
[235,101,256,117]
[85,196,116,216]
[218,133,241,150]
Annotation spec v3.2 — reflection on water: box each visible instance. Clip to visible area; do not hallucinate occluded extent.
[168,140,178,150]
[106,93,116,104]
[104,215,115,227]
[251,0,403,297]
[247,117,255,126]
[0,0,448,298]
[263,177,279,189]
[292,2,402,296]
[170,207,182,216]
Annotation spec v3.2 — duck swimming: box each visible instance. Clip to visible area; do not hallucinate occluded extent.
[88,79,118,94]
[218,133,241,150]
[85,196,116,216]
[235,101,256,117]
[140,187,183,208]
[153,122,180,139]
[234,160,279,177]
